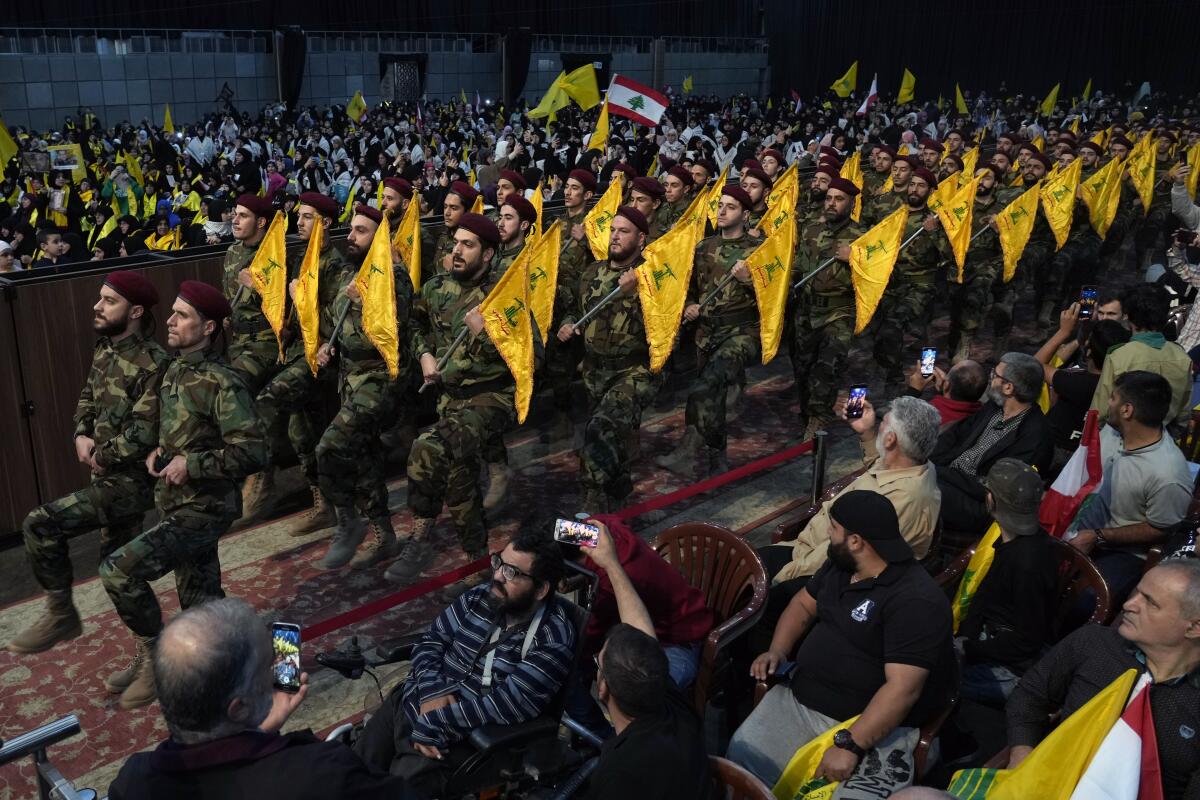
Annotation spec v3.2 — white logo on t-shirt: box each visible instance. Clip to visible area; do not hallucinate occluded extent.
[851,599,875,622]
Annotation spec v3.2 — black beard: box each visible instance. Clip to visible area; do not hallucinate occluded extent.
[94,315,128,337]
[826,540,858,573]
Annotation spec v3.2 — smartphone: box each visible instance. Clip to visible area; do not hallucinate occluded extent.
[553,518,600,548]
[153,451,172,473]
[1078,285,1098,320]
[271,622,302,693]
[920,347,937,377]
[846,384,868,419]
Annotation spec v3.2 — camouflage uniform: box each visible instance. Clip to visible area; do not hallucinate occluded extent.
[687,232,760,450]
[316,263,413,519]
[1041,191,1100,312]
[862,169,889,197]
[1133,161,1175,261]
[407,268,522,552]
[792,215,864,427]
[23,332,168,592]
[872,212,946,383]
[223,239,280,394]
[545,206,593,410]
[747,206,768,235]
[647,206,670,242]
[948,194,1003,345]
[861,186,905,227]
[657,196,688,231]
[99,347,267,637]
[480,239,528,466]
[430,226,457,279]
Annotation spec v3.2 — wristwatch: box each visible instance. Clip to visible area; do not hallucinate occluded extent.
[1093,528,1107,546]
[833,729,865,759]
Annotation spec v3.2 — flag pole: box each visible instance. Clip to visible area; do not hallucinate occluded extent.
[569,284,625,331]
[326,299,354,351]
[790,225,927,292]
[417,327,471,395]
[694,273,738,313]
[232,285,246,307]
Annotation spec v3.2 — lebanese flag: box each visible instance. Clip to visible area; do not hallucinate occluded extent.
[607,75,670,127]
[1070,672,1163,800]
[416,101,424,132]
[856,74,879,116]
[1039,408,1103,536]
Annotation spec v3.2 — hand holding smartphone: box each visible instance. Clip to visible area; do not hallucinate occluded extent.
[846,384,868,419]
[271,622,302,693]
[920,347,937,377]
[1078,285,1098,320]
[553,518,600,548]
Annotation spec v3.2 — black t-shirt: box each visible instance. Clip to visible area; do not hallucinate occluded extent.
[790,560,957,727]
[1046,369,1100,450]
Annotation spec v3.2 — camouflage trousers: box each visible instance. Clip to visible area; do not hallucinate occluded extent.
[257,353,327,485]
[316,368,395,520]
[581,363,662,500]
[1035,237,1100,309]
[793,308,853,426]
[407,394,514,553]
[543,333,585,411]
[687,330,760,451]
[23,471,154,592]
[873,281,937,380]
[99,510,233,637]
[226,333,281,395]
[949,260,1001,335]
[1136,202,1173,258]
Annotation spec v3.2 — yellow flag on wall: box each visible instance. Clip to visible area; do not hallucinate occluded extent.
[294,220,325,376]
[391,196,423,292]
[480,253,535,422]
[585,173,624,260]
[849,205,909,333]
[248,211,289,360]
[996,183,1040,283]
[356,215,400,378]
[746,200,796,364]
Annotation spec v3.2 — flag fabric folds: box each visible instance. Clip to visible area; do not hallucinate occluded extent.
[355,214,400,378]
[746,201,796,365]
[1128,141,1158,214]
[840,150,865,222]
[607,74,670,127]
[831,61,858,98]
[1068,672,1160,800]
[530,182,544,238]
[1041,157,1083,251]
[391,195,423,292]
[961,146,980,183]
[935,174,980,282]
[706,165,730,227]
[996,183,1041,283]
[856,74,879,116]
[772,715,862,800]
[294,220,325,376]
[637,215,699,372]
[682,75,694,95]
[585,173,625,260]
[955,84,969,115]
[587,100,609,152]
[527,72,571,120]
[162,104,174,134]
[480,249,536,423]
[557,63,601,110]
[470,193,484,214]
[1082,78,1093,101]
[1080,155,1124,239]
[347,90,367,122]
[897,68,916,104]
[248,211,289,360]
[339,181,359,224]
[0,118,17,168]
[950,523,1002,631]
[1040,83,1061,116]
[1039,410,1103,537]
[522,221,562,345]
[849,206,910,333]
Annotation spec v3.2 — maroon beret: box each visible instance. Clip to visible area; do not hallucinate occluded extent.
[826,176,860,198]
[760,148,785,164]
[353,204,383,225]
[104,270,158,307]
[448,181,480,208]
[177,280,231,322]
[976,164,1006,182]
[236,193,274,219]
[721,185,755,210]
[741,158,763,172]
[741,168,774,190]
[877,145,897,159]
[298,191,338,220]
[899,155,922,169]
[942,154,964,171]
[614,206,649,235]
[1029,151,1054,170]
[911,167,939,188]
[1056,131,1078,144]
[498,169,527,192]
[814,165,840,180]
[1017,141,1040,155]
[819,146,839,159]
[1079,141,1105,156]
[382,177,413,199]
[1157,130,1178,143]
[630,176,666,199]
[694,158,717,176]
[919,137,944,153]
[503,194,537,224]
[568,169,598,193]
[610,162,638,180]
[1110,135,1134,150]
[666,165,695,187]
[457,212,501,246]
[818,155,842,169]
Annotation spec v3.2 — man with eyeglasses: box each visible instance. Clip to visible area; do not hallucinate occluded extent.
[353,532,576,794]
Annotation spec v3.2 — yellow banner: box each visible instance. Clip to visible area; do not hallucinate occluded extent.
[347,90,367,122]
[248,211,289,360]
[772,715,862,800]
[839,150,864,222]
[1080,155,1124,239]
[531,181,544,238]
[522,221,562,345]
[746,199,797,364]
[481,252,535,422]
[767,161,799,211]
[897,68,916,104]
[391,195,423,292]
[587,100,609,152]
[996,183,1040,283]
[1127,143,1157,215]
[163,104,174,134]
[849,205,909,333]
[955,83,969,114]
[355,215,400,378]
[935,174,980,281]
[830,61,857,98]
[1040,82,1060,116]
[951,523,1001,631]
[1041,157,1082,251]
[294,220,324,376]
[637,215,698,372]
[706,165,729,227]
[585,172,625,260]
[961,146,980,181]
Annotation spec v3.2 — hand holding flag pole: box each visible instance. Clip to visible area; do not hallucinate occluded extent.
[568,284,625,332]
[417,327,471,394]
[791,228,926,291]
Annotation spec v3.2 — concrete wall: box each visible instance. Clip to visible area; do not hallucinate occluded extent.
[298,48,503,109]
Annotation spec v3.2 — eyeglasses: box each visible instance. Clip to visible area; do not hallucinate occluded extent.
[990,366,1012,385]
[490,553,534,583]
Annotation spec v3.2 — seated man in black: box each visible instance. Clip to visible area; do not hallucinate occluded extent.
[931,351,1053,554]
[727,490,957,793]
[353,533,576,792]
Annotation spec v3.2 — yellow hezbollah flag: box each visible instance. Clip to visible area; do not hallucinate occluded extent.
[746,201,796,364]
[673,187,711,247]
[0,118,17,167]
[587,100,609,152]
[1041,157,1082,251]
[558,63,600,110]
[347,90,367,122]
[391,193,423,292]
[839,150,864,222]
[951,523,1001,631]
[294,219,325,376]
[1070,116,1081,137]
[961,146,980,181]
[637,216,698,372]
[996,183,1041,283]
[460,88,468,105]
[1082,77,1093,101]
[470,193,484,214]
[1080,154,1124,239]
[248,211,289,361]
[530,181,544,238]
[830,61,857,98]
[682,74,694,95]
[955,83,969,114]
[772,715,862,800]
[355,214,400,378]
[480,251,535,423]
[121,150,144,188]
[528,72,571,119]
[849,205,909,333]
[935,173,980,282]
[585,172,625,260]
[767,161,799,212]
[897,68,916,104]
[1127,141,1157,214]
[339,181,359,224]
[162,104,174,134]
[1187,143,1200,201]
[706,164,730,227]
[1040,83,1060,117]
[946,669,1139,800]
[927,174,958,214]
[523,220,562,345]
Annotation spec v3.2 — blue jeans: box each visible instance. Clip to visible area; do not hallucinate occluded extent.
[959,662,1020,708]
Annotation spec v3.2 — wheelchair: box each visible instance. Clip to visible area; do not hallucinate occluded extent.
[318,560,609,799]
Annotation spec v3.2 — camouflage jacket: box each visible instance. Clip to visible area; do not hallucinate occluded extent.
[74,331,170,471]
[689,231,760,349]
[431,226,457,278]
[793,195,825,231]
[747,205,768,233]
[496,240,526,275]
[575,256,649,363]
[223,238,272,339]
[327,260,414,378]
[795,215,865,325]
[862,188,905,227]
[647,206,670,242]
[894,212,947,284]
[862,169,889,196]
[134,346,267,514]
[554,206,595,323]
[657,196,689,230]
[961,194,1002,271]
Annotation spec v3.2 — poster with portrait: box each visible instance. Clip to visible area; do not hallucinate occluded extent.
[48,144,86,183]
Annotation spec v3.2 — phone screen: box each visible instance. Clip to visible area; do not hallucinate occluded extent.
[847,385,868,419]
[1078,285,1098,320]
[271,623,301,692]
[920,347,937,377]
[553,518,600,548]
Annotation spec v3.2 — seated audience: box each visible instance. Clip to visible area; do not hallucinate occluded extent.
[108,598,420,799]
[353,534,575,793]
[905,359,989,430]
[1005,562,1200,800]
[931,352,1053,553]
[957,459,1058,706]
[728,491,956,792]
[1069,371,1193,604]
[1165,227,1200,353]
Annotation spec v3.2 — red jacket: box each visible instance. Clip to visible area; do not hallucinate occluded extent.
[931,395,981,427]
[580,515,716,655]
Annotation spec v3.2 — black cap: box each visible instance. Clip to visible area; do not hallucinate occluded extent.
[984,458,1044,536]
[829,490,913,563]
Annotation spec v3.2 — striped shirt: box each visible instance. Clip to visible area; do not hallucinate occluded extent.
[402,585,577,747]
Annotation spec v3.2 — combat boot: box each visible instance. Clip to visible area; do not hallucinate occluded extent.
[240,468,277,522]
[953,332,974,363]
[316,507,367,570]
[384,518,436,583]
[349,516,400,569]
[482,463,512,512]
[441,544,490,601]
[7,590,81,653]
[726,381,746,421]
[803,417,826,442]
[705,446,730,477]
[118,636,158,710]
[655,426,704,476]
[291,484,336,536]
